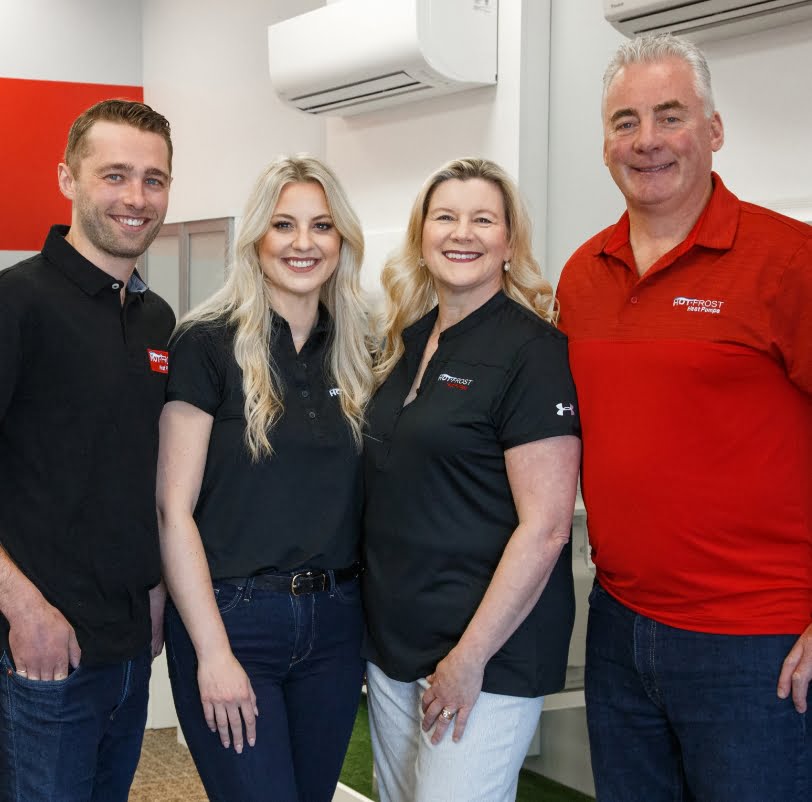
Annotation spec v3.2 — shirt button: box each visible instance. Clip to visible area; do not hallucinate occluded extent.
[301,390,310,398]
[308,411,316,419]
[112,283,121,290]
[301,362,308,369]
[630,296,639,304]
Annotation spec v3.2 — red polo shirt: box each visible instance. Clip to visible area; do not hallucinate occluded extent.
[557,174,812,634]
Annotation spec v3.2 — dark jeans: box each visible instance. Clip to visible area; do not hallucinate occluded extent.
[0,647,151,802]
[585,581,811,802]
[165,573,365,802]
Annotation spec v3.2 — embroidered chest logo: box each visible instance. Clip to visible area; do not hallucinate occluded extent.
[147,349,169,374]
[328,388,341,397]
[672,296,725,315]
[437,373,474,390]
[556,403,575,416]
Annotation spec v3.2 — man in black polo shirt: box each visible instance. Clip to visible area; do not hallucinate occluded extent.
[0,100,175,801]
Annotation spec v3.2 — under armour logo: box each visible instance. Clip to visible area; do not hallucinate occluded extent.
[556,403,575,416]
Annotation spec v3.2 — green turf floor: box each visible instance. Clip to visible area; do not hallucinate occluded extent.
[340,696,595,801]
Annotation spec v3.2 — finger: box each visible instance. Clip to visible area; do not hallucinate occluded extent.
[214,705,232,747]
[251,687,259,720]
[68,632,82,670]
[202,700,216,732]
[241,700,257,747]
[426,673,435,684]
[791,670,810,714]
[452,706,471,742]
[421,687,436,714]
[431,712,452,745]
[421,698,445,732]
[226,705,245,753]
[778,646,802,698]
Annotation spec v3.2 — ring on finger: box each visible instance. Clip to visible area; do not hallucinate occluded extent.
[440,707,455,720]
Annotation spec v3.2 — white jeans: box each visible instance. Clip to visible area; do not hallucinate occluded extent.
[366,661,544,802]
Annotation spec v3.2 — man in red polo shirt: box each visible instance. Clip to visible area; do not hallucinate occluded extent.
[557,33,811,802]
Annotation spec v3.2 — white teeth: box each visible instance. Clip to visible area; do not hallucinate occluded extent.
[444,252,480,261]
[121,218,145,227]
[288,259,317,268]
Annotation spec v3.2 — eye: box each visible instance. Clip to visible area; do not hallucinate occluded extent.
[104,174,124,182]
[314,221,334,232]
[145,177,166,188]
[663,115,680,124]
[434,213,455,222]
[474,217,494,225]
[272,221,293,230]
[615,121,635,131]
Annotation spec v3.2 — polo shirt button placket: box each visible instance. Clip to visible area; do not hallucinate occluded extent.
[630,295,639,304]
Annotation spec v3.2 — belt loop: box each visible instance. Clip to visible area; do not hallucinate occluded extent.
[245,576,255,603]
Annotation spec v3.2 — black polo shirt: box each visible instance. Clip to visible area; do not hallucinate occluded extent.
[165,310,362,578]
[363,291,580,697]
[0,225,174,665]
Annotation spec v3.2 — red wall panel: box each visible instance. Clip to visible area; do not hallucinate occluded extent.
[0,78,143,251]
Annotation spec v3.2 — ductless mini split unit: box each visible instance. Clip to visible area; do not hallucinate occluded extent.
[605,0,812,40]
[268,0,498,116]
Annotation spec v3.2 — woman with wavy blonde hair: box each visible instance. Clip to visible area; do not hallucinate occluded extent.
[363,158,581,801]
[157,155,374,802]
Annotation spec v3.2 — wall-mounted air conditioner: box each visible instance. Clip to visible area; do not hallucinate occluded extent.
[605,0,812,41]
[268,0,498,116]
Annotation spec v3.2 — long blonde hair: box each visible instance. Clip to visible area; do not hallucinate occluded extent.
[375,157,556,384]
[177,155,374,460]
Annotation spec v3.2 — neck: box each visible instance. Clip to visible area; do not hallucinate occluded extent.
[270,292,320,351]
[627,180,713,276]
[435,285,499,334]
[64,228,137,285]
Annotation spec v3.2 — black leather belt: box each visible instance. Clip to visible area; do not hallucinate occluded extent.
[220,563,361,596]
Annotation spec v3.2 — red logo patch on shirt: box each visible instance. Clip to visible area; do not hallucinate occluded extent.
[147,349,169,374]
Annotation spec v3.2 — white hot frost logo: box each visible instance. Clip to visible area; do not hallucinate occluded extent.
[672,296,725,314]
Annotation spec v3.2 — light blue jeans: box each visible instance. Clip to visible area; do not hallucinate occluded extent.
[366,661,544,802]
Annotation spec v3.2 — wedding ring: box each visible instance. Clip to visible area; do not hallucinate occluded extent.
[440,707,455,720]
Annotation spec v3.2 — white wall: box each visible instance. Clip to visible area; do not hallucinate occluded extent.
[546,0,812,285]
[141,0,325,224]
[0,0,142,84]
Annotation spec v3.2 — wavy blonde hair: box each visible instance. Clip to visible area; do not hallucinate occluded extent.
[375,157,556,384]
[177,155,374,460]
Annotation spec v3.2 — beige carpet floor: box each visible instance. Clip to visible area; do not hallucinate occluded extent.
[129,728,208,801]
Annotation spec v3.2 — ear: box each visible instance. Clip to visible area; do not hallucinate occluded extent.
[602,138,609,167]
[709,111,724,153]
[57,163,76,201]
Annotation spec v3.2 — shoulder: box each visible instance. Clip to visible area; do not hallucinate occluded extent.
[141,289,176,331]
[737,202,812,250]
[496,296,568,349]
[0,254,48,295]
[559,225,615,286]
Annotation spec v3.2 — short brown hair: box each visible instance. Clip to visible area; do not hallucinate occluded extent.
[64,99,173,174]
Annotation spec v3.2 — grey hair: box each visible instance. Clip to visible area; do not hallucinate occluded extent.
[602,33,715,117]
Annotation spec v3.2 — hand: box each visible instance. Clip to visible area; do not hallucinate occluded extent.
[197,650,258,753]
[7,594,81,681]
[777,622,812,713]
[149,582,167,659]
[420,646,485,744]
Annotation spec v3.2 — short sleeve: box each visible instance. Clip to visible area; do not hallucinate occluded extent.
[770,237,812,398]
[492,333,581,450]
[166,323,227,415]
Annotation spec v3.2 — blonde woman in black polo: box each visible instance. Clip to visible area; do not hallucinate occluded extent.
[156,156,374,802]
[363,158,581,801]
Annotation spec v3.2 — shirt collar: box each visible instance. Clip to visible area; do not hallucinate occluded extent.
[402,290,507,344]
[597,172,741,263]
[42,224,149,299]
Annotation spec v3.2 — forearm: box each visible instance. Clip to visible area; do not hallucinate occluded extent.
[454,523,571,668]
[158,511,231,660]
[0,545,45,622]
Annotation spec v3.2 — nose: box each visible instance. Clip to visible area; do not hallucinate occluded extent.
[632,117,661,153]
[292,226,314,251]
[123,179,147,209]
[451,217,473,240]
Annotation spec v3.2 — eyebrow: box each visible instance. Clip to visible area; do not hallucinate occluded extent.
[97,163,170,181]
[429,206,501,217]
[609,99,688,124]
[271,213,334,221]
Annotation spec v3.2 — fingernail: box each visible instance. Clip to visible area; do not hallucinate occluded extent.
[249,738,256,746]
[223,741,230,749]
[236,745,242,754]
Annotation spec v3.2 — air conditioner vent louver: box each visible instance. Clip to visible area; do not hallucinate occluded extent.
[605,0,812,41]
